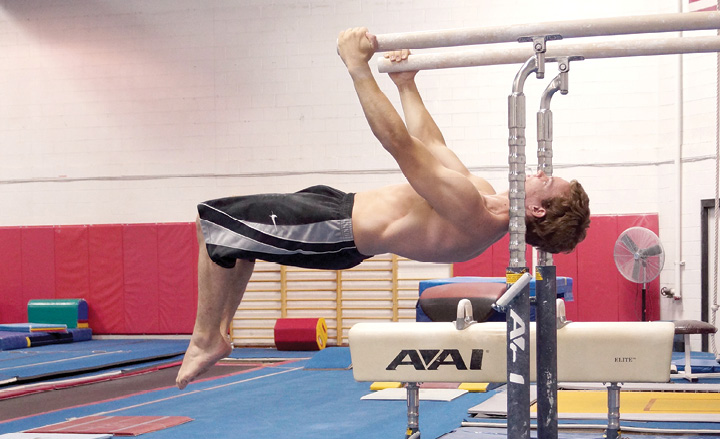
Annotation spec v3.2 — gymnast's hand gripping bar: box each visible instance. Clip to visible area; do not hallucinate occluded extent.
[373,11,720,51]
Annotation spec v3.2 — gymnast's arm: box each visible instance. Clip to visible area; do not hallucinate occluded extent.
[337,28,486,226]
[385,50,473,178]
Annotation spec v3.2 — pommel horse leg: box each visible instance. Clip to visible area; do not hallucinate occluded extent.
[406,382,420,439]
[606,383,622,439]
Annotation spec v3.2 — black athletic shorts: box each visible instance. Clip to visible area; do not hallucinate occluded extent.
[197,185,372,270]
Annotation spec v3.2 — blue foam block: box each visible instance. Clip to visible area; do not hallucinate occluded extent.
[69,327,93,342]
[418,276,573,299]
[0,323,67,332]
[0,331,29,351]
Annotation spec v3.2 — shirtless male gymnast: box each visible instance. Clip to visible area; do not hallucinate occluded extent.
[176,28,590,390]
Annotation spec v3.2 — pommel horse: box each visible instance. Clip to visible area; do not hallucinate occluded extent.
[349,297,675,438]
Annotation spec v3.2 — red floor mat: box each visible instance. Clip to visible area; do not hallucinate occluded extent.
[27,415,193,436]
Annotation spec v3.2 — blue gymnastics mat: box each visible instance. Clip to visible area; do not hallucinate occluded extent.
[442,426,717,439]
[0,339,188,384]
[304,347,352,370]
[226,348,315,359]
[455,417,720,436]
[672,351,720,373]
[0,364,495,439]
[226,347,352,369]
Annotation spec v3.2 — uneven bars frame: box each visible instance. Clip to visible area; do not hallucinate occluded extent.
[378,35,720,72]
[375,11,720,51]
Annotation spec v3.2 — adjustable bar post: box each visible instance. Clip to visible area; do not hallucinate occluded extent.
[534,58,578,439]
[506,55,538,439]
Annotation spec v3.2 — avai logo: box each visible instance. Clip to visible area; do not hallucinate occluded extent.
[508,308,526,384]
[385,349,484,371]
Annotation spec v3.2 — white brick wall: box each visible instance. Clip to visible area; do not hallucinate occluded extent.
[1,0,719,330]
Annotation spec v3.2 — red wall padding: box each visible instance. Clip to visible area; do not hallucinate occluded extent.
[0,228,23,324]
[22,227,56,306]
[55,226,90,301]
[88,225,125,334]
[453,235,532,278]
[157,224,198,334]
[123,224,160,334]
[0,222,198,334]
[576,216,619,321]
[453,213,660,322]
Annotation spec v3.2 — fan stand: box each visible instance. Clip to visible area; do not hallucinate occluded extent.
[641,282,646,321]
[640,258,648,321]
[615,227,664,322]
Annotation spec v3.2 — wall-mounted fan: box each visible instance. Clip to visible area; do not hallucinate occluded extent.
[613,227,665,321]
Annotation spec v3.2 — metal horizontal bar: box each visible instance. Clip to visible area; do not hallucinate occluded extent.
[375,11,720,50]
[377,35,720,73]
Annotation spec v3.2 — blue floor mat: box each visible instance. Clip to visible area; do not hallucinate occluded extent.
[304,347,352,370]
[0,364,495,439]
[2,345,718,439]
[442,426,717,439]
[458,416,720,434]
[2,361,718,439]
[227,347,315,359]
[0,339,188,384]
[672,351,720,373]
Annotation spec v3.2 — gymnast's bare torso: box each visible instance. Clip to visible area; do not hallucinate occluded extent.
[352,179,510,263]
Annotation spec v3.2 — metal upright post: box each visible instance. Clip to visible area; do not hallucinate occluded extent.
[535,65,561,439]
[534,57,577,439]
[605,383,622,439]
[534,264,558,439]
[406,382,420,439]
[506,55,538,439]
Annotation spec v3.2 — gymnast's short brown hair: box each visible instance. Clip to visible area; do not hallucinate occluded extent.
[525,180,590,254]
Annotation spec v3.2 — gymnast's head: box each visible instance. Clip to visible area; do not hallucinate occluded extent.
[523,171,590,254]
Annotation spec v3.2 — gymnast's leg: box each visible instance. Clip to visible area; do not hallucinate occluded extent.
[176,218,255,390]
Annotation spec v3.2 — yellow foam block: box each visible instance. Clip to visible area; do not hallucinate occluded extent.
[531,391,720,415]
[459,383,489,393]
[370,382,402,391]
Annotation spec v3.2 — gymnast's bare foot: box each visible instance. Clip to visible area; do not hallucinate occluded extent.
[176,333,232,389]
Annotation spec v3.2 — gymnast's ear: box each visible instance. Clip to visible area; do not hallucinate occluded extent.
[529,204,546,218]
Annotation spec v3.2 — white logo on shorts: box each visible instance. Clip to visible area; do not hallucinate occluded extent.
[270,212,278,230]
